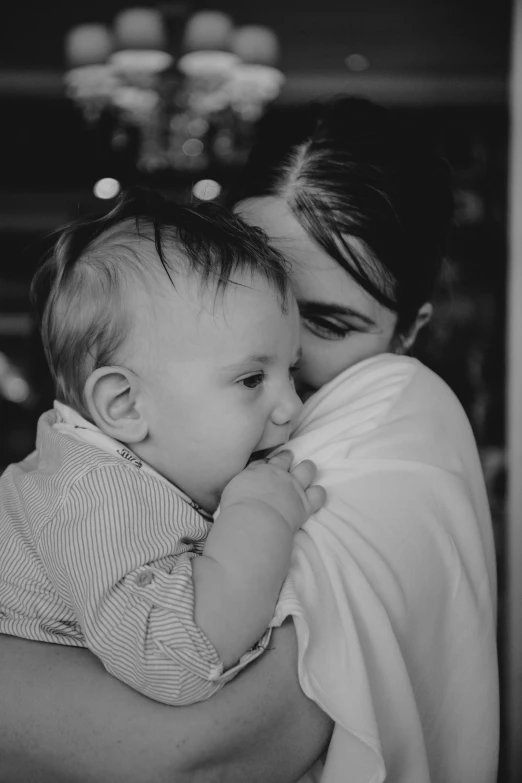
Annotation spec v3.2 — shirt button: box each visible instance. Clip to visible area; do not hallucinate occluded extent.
[136,571,154,587]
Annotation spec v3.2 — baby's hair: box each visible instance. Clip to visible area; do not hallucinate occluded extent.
[275,97,454,335]
[31,188,290,418]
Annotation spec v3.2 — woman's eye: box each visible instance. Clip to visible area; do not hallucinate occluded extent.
[240,372,264,389]
[302,316,353,341]
[289,363,300,380]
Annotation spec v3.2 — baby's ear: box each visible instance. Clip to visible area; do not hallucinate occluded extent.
[84,366,148,443]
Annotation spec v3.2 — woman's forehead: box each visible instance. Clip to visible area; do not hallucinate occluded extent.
[237,195,332,269]
[237,195,394,326]
[239,198,366,293]
[293,251,379,316]
[236,195,299,237]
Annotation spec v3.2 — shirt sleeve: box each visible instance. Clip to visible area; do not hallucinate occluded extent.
[37,462,271,705]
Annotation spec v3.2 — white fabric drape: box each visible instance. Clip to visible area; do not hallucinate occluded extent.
[272,354,498,783]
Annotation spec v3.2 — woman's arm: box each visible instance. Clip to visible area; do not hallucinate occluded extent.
[0,619,332,783]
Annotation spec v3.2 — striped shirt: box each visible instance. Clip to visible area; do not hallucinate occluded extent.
[0,407,270,705]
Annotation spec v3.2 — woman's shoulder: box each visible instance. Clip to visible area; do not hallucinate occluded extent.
[295,353,481,478]
[370,355,474,440]
[341,353,461,410]
[299,354,466,437]
[353,355,477,455]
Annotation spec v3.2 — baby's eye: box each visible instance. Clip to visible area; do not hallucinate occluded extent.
[240,372,264,389]
[302,316,354,341]
[289,363,300,381]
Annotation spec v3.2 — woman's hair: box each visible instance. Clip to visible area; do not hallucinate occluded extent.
[274,97,454,334]
[31,188,289,418]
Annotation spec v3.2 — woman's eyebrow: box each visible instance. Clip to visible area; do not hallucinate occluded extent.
[297,299,377,327]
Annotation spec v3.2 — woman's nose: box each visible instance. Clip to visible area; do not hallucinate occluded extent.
[271,381,303,426]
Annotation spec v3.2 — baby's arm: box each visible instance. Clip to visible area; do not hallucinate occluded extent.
[192,451,325,668]
[37,455,323,705]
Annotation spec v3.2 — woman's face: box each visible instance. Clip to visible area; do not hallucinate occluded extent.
[238,196,399,398]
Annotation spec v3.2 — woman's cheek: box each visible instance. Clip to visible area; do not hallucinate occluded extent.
[299,333,390,392]
[298,338,342,392]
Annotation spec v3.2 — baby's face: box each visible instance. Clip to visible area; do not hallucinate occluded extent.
[123,269,302,513]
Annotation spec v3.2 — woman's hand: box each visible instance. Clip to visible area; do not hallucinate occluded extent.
[0,619,333,783]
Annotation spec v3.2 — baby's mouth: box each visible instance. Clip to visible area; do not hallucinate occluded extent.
[247,445,282,465]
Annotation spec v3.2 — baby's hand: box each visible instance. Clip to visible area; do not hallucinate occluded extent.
[220,451,326,533]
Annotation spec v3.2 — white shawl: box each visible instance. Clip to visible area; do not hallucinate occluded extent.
[272,354,498,783]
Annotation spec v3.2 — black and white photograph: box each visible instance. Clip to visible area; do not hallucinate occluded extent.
[0,2,516,781]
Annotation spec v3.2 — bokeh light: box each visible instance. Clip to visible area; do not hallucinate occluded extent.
[345,53,370,72]
[93,177,121,199]
[182,139,204,157]
[192,179,222,201]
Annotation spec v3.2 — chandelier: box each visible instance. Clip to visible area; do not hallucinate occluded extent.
[64,7,284,184]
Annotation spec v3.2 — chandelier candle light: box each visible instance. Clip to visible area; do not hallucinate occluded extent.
[64,7,285,177]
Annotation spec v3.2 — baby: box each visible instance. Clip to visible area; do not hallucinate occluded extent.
[0,189,325,705]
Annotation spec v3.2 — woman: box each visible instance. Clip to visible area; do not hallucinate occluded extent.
[235,97,498,783]
[0,98,498,783]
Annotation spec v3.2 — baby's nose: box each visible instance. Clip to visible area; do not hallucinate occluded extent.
[272,384,303,426]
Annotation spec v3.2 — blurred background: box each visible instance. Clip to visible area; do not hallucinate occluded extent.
[0,0,510,537]
[0,0,514,775]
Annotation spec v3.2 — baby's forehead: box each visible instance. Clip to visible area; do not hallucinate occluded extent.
[122,266,298,382]
[86,221,291,321]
